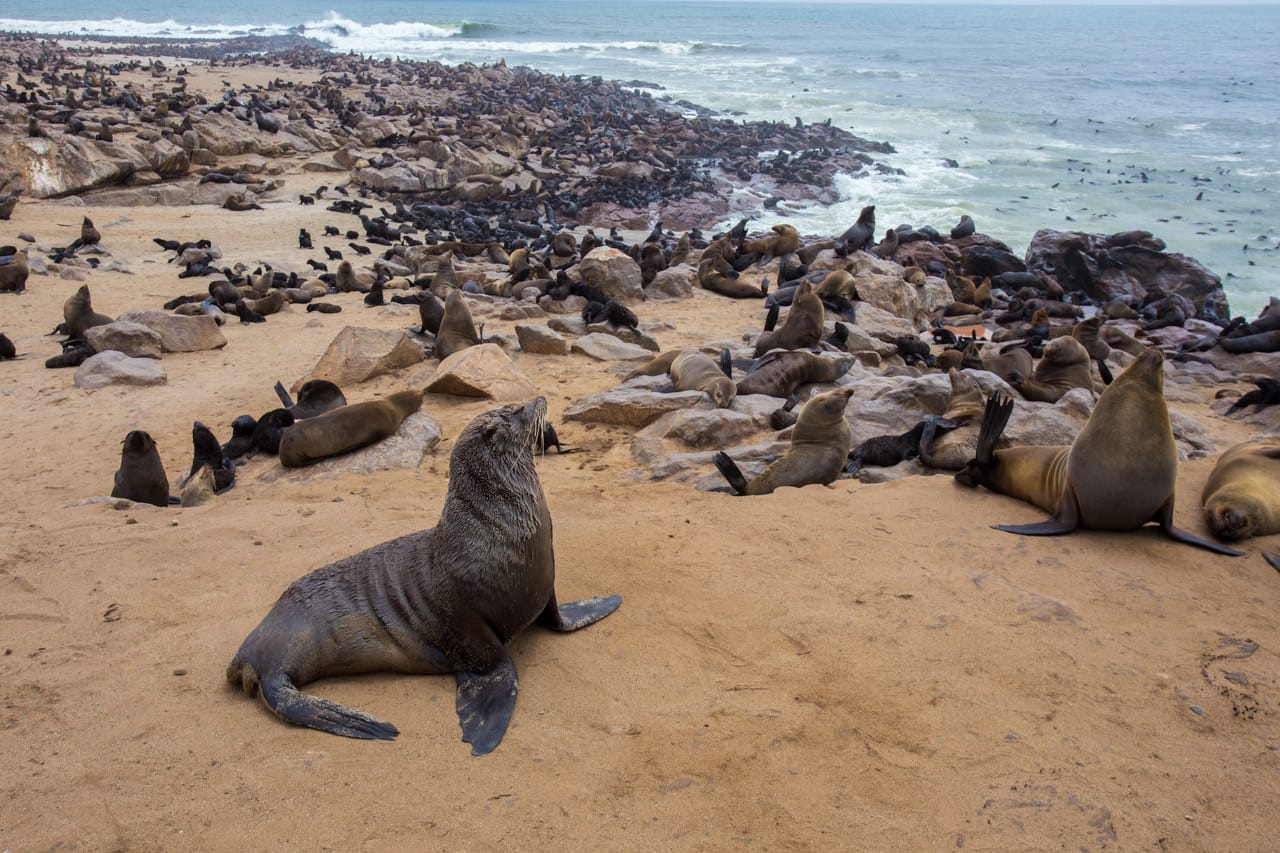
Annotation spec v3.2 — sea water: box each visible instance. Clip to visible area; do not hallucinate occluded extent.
[3,1,1277,315]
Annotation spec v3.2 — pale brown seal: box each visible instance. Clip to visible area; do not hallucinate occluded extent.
[278,389,423,468]
[435,289,480,359]
[1012,336,1094,403]
[111,430,169,507]
[955,349,1243,555]
[1201,437,1280,541]
[698,251,764,300]
[920,368,987,471]
[63,285,113,339]
[629,349,736,408]
[0,249,29,292]
[713,386,854,495]
[735,351,855,398]
[742,224,800,268]
[753,280,823,356]
[227,398,622,754]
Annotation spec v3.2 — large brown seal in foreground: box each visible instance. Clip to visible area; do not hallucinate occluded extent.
[278,389,423,468]
[1201,437,1280,541]
[227,398,622,754]
[955,348,1242,555]
[713,386,854,495]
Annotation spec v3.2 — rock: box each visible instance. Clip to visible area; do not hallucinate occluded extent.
[74,351,167,389]
[253,411,442,484]
[1004,387,1094,446]
[85,320,163,359]
[115,310,227,352]
[500,304,547,321]
[571,332,655,361]
[548,316,587,336]
[515,324,571,355]
[300,326,425,389]
[565,387,706,427]
[851,302,919,338]
[631,403,775,467]
[540,294,589,315]
[422,343,539,400]
[851,458,925,484]
[583,323,661,352]
[578,247,644,304]
[1201,348,1280,378]
[647,264,696,300]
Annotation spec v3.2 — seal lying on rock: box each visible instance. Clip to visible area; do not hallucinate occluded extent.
[227,397,621,754]
[278,389,423,468]
[955,349,1243,556]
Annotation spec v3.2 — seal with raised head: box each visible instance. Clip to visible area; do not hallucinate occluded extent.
[111,430,169,507]
[753,280,824,356]
[1011,336,1094,403]
[955,349,1243,555]
[227,397,622,754]
[1201,437,1280,541]
[434,289,480,359]
[63,285,113,339]
[279,389,423,468]
[713,386,854,495]
[920,368,988,471]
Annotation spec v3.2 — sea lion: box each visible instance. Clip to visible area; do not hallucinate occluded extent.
[63,285,113,339]
[846,419,945,473]
[252,409,295,455]
[434,290,480,359]
[245,290,286,317]
[1012,336,1094,403]
[187,421,235,492]
[0,249,29,292]
[335,260,373,293]
[753,281,823,356]
[870,228,899,260]
[227,397,622,754]
[920,368,988,471]
[741,224,800,269]
[1220,330,1280,355]
[279,390,423,468]
[736,351,855,398]
[222,414,258,460]
[835,205,876,254]
[1226,378,1280,415]
[80,216,101,246]
[955,349,1243,555]
[0,332,15,360]
[111,430,169,507]
[1201,437,1280,541]
[628,349,735,407]
[713,386,854,495]
[1071,315,1113,383]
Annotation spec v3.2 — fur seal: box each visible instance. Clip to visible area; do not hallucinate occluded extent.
[111,430,169,507]
[434,290,480,359]
[180,465,217,507]
[835,205,876,254]
[698,251,765,300]
[222,415,258,460]
[63,285,113,339]
[0,249,29,292]
[1012,336,1094,403]
[629,350,736,407]
[950,215,975,240]
[736,351,854,398]
[275,380,348,419]
[188,421,235,492]
[1201,437,1280,541]
[713,386,854,495]
[279,390,423,468]
[956,349,1243,555]
[920,368,988,470]
[1226,378,1280,415]
[753,281,823,356]
[0,332,15,360]
[252,409,295,455]
[227,397,622,754]
[1220,330,1280,355]
[742,224,800,269]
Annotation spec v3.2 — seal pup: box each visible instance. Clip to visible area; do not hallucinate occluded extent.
[1226,378,1280,416]
[955,351,1243,555]
[713,386,854,495]
[221,415,258,460]
[63,285,113,338]
[278,390,423,468]
[1201,437,1280,541]
[187,421,235,493]
[227,397,622,754]
[0,332,16,360]
[111,430,169,507]
[434,289,480,359]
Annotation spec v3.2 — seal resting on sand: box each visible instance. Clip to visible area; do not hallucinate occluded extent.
[227,398,622,755]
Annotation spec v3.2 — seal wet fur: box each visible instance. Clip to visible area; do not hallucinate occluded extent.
[227,397,621,754]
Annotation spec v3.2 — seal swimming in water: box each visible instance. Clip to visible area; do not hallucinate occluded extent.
[955,349,1243,555]
[227,397,622,754]
[713,386,854,495]
[1201,437,1280,542]
[278,389,423,468]
[111,430,169,507]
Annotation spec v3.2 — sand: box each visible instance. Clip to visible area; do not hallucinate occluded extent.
[2,57,1280,853]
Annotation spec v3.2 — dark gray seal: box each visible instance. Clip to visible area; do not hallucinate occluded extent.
[111,430,169,507]
[227,397,621,754]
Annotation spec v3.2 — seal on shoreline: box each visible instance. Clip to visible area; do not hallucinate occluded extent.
[955,349,1244,555]
[278,389,423,468]
[713,386,854,495]
[111,430,169,507]
[227,397,622,754]
[1201,437,1280,541]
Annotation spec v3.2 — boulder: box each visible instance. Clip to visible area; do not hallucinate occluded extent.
[74,351,167,389]
[584,323,660,352]
[115,310,227,352]
[300,326,425,389]
[578,247,644,304]
[422,343,539,400]
[85,320,163,359]
[565,387,706,428]
[647,264,696,300]
[515,324,571,356]
[571,332,654,361]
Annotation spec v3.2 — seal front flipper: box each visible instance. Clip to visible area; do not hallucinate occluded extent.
[456,654,518,756]
[257,672,399,740]
[993,484,1081,536]
[1152,500,1245,556]
[713,451,749,495]
[538,590,622,632]
[1265,553,1280,572]
[273,380,295,408]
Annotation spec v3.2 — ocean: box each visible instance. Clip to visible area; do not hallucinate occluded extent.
[2,1,1277,316]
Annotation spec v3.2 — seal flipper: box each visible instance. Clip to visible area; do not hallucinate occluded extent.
[718,348,733,379]
[1151,499,1245,556]
[456,654,518,756]
[258,672,399,740]
[1265,553,1280,572]
[538,590,622,632]
[712,451,750,495]
[1096,359,1113,385]
[993,483,1081,536]
[273,380,295,409]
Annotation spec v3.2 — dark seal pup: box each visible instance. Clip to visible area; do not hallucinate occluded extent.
[111,430,169,507]
[227,397,622,754]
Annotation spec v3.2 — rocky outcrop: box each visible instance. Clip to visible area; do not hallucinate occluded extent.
[74,351,167,389]
[85,320,163,359]
[300,327,425,389]
[115,310,227,353]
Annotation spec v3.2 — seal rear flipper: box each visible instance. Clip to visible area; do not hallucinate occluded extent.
[712,451,750,495]
[258,673,399,740]
[1265,553,1280,572]
[718,348,733,378]
[538,591,622,632]
[994,485,1080,536]
[1096,359,1114,385]
[1152,500,1245,556]
[456,655,518,756]
[273,380,295,409]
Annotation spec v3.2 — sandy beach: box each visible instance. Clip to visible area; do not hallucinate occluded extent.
[2,46,1279,851]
